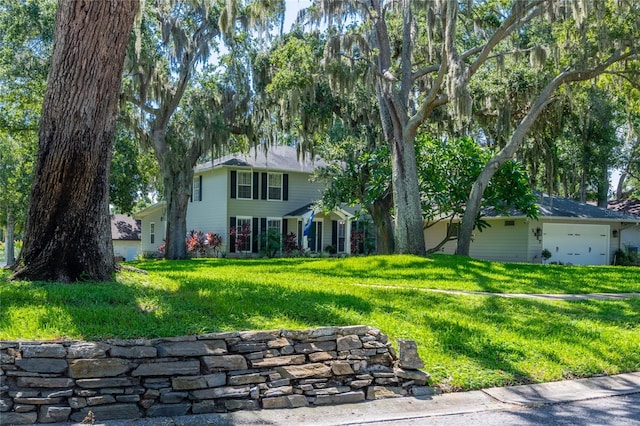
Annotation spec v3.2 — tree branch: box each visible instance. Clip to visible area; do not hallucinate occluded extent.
[468,1,544,76]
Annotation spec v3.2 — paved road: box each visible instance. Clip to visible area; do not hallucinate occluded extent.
[369,393,640,425]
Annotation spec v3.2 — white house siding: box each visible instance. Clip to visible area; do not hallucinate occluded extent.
[467,219,529,262]
[138,208,166,254]
[527,220,544,263]
[424,221,457,254]
[620,224,640,252]
[113,240,141,261]
[423,219,529,262]
[186,169,228,238]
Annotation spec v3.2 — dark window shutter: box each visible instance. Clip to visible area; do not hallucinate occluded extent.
[260,217,267,233]
[252,218,259,253]
[332,220,338,247]
[318,222,323,252]
[283,174,289,201]
[253,172,259,199]
[283,219,288,236]
[297,221,302,245]
[229,217,236,253]
[261,173,267,200]
[230,171,237,199]
[198,175,203,201]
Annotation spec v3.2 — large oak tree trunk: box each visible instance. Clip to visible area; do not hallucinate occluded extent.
[12,0,138,282]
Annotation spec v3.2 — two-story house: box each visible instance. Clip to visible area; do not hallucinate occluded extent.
[135,145,354,256]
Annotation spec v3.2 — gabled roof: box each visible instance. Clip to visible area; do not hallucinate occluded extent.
[111,214,141,241]
[194,145,327,174]
[133,202,166,220]
[284,203,354,220]
[483,194,640,222]
[608,199,640,217]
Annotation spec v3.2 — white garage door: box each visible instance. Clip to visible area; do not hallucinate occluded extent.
[542,223,610,265]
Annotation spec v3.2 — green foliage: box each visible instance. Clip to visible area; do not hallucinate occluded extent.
[259,229,282,258]
[110,121,160,214]
[2,255,639,390]
[613,247,640,267]
[418,135,537,233]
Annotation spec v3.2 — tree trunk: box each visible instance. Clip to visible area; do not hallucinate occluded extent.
[389,131,426,255]
[597,161,609,208]
[579,148,588,203]
[369,193,395,254]
[11,0,138,282]
[161,166,194,260]
[5,207,15,267]
[616,171,627,200]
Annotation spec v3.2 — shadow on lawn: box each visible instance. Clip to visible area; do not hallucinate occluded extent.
[288,254,640,294]
[0,271,374,340]
[365,286,640,388]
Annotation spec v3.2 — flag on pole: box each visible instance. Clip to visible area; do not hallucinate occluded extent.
[303,210,315,236]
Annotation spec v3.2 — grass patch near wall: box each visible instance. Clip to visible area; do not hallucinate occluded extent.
[2,254,639,391]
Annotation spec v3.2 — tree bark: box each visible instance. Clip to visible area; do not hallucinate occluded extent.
[616,171,628,200]
[11,0,138,282]
[161,165,194,260]
[389,130,426,255]
[5,207,15,267]
[369,193,395,254]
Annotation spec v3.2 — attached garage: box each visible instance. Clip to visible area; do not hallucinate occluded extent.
[542,223,610,265]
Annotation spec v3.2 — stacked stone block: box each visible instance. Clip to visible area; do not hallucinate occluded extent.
[0,326,429,425]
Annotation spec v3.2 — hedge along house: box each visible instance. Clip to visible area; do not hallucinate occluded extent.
[425,194,640,265]
[135,145,355,256]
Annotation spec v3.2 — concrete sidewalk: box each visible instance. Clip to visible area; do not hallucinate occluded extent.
[48,372,640,426]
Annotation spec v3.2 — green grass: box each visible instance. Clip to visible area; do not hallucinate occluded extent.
[1,254,639,391]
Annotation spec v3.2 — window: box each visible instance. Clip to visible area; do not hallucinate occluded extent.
[192,176,202,202]
[150,222,155,244]
[267,218,282,235]
[337,221,346,253]
[264,218,282,253]
[268,173,282,200]
[237,171,252,199]
[236,217,252,252]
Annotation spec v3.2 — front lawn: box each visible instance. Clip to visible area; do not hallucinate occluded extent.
[1,254,639,391]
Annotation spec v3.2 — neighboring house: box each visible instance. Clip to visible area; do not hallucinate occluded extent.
[135,145,355,256]
[608,199,640,253]
[425,194,640,265]
[111,214,142,261]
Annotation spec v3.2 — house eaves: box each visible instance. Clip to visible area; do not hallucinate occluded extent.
[481,194,640,223]
[284,203,354,220]
[133,201,166,220]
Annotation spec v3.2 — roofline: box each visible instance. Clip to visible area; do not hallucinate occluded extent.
[439,215,640,224]
[283,206,354,219]
[133,201,166,219]
[195,163,314,175]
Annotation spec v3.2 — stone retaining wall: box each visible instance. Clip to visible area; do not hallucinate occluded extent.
[0,326,429,425]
